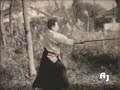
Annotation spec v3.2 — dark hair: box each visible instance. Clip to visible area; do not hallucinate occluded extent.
[47,18,58,30]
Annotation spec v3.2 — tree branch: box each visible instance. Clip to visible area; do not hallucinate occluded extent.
[54,0,59,10]
[2,4,22,17]
[30,6,52,18]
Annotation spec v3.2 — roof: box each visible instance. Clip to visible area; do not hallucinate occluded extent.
[96,7,118,18]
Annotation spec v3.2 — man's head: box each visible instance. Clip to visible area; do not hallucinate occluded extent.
[47,18,59,31]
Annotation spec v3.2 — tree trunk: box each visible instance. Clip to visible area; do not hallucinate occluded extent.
[9,0,13,36]
[22,0,36,77]
[0,1,6,48]
[116,0,120,75]
[116,0,120,22]
[0,0,2,62]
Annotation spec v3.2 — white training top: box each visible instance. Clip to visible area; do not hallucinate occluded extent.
[41,30,74,63]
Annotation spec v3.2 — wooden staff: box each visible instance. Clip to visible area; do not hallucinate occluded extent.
[74,38,120,44]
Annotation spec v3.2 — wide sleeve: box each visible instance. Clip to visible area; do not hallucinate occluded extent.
[49,32,74,45]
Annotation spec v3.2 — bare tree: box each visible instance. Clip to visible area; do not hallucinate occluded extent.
[22,0,36,77]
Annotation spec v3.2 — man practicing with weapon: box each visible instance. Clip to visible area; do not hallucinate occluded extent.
[32,17,119,90]
[32,17,76,90]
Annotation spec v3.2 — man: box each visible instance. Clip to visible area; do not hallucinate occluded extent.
[32,18,75,90]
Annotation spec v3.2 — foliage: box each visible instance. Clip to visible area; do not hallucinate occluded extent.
[72,0,106,18]
[72,0,106,31]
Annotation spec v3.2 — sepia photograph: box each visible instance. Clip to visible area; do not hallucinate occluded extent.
[0,0,120,90]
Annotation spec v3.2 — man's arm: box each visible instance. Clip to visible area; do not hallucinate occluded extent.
[50,32,74,45]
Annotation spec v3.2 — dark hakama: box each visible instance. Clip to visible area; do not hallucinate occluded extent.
[32,48,69,90]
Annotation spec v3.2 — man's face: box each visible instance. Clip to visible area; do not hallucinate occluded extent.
[52,22,59,32]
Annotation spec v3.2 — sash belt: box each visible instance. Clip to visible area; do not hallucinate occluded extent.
[47,50,61,60]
